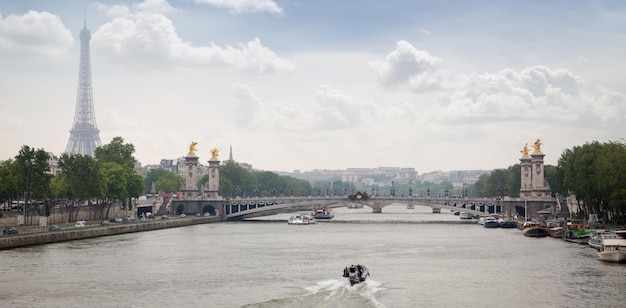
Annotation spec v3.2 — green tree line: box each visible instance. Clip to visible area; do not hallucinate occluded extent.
[556,140,626,224]
[3,138,624,223]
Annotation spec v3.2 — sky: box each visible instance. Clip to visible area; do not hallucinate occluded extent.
[1,0,625,174]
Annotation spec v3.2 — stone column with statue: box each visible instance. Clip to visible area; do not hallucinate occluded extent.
[205,148,221,199]
[530,139,551,197]
[181,141,200,199]
[519,143,532,198]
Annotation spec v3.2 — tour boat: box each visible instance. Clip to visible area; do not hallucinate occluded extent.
[311,206,335,219]
[287,214,316,225]
[597,234,626,263]
[342,264,370,286]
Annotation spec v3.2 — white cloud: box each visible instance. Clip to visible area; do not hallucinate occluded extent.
[0,10,73,58]
[433,65,624,129]
[372,40,444,91]
[313,85,373,130]
[232,83,262,127]
[193,0,283,15]
[92,2,294,73]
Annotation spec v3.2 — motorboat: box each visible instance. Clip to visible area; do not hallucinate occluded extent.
[312,207,334,219]
[342,264,370,286]
[75,220,86,228]
[597,234,626,263]
[347,203,363,209]
[459,212,473,220]
[588,231,611,250]
[287,214,316,225]
[499,220,517,229]
[483,218,500,228]
[522,222,549,237]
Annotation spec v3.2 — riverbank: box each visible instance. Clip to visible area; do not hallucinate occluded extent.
[0,216,223,250]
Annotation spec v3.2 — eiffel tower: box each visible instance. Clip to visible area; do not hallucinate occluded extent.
[65,16,101,157]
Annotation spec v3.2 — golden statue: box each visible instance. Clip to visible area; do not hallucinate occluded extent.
[521,143,530,158]
[533,139,543,153]
[211,148,219,160]
[188,141,198,156]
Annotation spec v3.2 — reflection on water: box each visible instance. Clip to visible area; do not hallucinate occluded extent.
[1,205,625,307]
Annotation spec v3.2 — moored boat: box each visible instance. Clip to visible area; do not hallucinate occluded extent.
[499,220,517,229]
[522,222,549,237]
[287,214,316,225]
[312,206,334,219]
[548,226,564,238]
[597,235,626,263]
[342,264,370,286]
[588,231,613,250]
[483,218,500,228]
[459,212,473,219]
[562,223,592,244]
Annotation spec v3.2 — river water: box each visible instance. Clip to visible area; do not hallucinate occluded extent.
[1,205,625,308]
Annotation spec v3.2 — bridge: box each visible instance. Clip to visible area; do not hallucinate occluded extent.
[219,195,507,220]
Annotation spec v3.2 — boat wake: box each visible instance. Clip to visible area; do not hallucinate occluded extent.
[242,279,386,308]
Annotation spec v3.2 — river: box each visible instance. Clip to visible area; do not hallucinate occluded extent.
[1,205,625,307]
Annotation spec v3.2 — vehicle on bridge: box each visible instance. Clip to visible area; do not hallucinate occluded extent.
[343,264,370,286]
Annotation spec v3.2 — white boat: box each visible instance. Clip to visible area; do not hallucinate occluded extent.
[597,231,626,263]
[311,207,334,219]
[342,264,370,286]
[459,212,473,219]
[287,214,316,225]
[75,220,86,228]
[347,203,363,209]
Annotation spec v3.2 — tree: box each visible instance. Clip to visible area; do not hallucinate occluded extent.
[557,140,626,223]
[0,159,18,203]
[220,161,257,197]
[58,153,103,221]
[95,137,143,216]
[14,145,51,201]
[144,169,182,194]
[94,136,136,169]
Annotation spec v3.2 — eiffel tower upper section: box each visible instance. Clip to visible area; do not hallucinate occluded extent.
[65,17,101,157]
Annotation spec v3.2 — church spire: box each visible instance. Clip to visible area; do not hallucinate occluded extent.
[228,145,233,161]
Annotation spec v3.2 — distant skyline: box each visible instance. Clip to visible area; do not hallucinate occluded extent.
[1,0,625,173]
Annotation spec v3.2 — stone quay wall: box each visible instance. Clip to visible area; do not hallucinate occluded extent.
[0,216,223,250]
